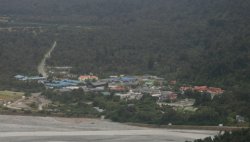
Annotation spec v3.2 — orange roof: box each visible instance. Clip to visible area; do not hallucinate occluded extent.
[193,86,208,92]
[207,87,224,94]
[79,75,98,80]
[180,85,224,95]
[110,86,126,91]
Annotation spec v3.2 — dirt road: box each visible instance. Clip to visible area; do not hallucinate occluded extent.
[37,41,57,78]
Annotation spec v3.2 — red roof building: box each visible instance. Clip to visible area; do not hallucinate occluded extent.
[207,87,224,95]
[110,85,126,92]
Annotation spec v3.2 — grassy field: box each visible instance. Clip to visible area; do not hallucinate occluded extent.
[0,91,24,101]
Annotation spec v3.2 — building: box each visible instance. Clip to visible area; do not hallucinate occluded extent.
[120,76,137,82]
[89,82,108,88]
[207,87,224,95]
[160,91,178,102]
[78,75,99,82]
[193,86,208,93]
[109,85,126,92]
[115,90,143,100]
[44,79,80,89]
[47,66,73,78]
[236,115,245,123]
[14,75,46,81]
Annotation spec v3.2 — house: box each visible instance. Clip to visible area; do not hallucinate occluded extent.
[79,75,98,81]
[89,82,108,88]
[207,87,224,95]
[151,90,162,97]
[236,115,245,123]
[160,91,178,102]
[193,86,208,92]
[120,76,137,82]
[109,85,126,92]
[114,90,143,100]
[65,86,80,90]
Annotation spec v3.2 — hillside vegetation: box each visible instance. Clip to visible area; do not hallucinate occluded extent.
[0,1,249,120]
[0,0,249,88]
[194,129,250,142]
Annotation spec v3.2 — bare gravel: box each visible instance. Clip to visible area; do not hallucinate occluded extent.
[0,115,218,142]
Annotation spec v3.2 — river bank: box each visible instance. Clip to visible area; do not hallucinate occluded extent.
[0,114,218,142]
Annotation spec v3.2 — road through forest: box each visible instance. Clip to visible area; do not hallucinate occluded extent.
[37,41,57,78]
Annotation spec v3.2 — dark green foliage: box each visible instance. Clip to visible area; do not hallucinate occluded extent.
[0,30,54,92]
[108,95,162,124]
[194,129,250,142]
[0,0,249,88]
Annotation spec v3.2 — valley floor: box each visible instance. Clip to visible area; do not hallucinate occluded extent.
[0,115,218,142]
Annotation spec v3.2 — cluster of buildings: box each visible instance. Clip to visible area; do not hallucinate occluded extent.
[14,73,178,102]
[102,75,175,101]
[14,71,224,103]
[180,85,224,97]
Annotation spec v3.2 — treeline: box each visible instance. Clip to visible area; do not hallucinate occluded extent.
[0,0,249,88]
[109,90,250,125]
[41,89,250,126]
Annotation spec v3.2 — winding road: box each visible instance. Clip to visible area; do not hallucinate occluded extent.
[37,41,57,78]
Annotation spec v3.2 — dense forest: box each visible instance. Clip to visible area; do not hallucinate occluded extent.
[0,0,249,88]
[0,29,54,91]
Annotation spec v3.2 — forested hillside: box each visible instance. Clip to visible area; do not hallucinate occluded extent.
[0,0,250,88]
[0,29,53,90]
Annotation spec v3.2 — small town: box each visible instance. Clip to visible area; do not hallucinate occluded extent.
[10,65,226,115]
[1,1,250,142]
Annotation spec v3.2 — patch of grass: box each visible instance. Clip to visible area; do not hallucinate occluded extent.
[0,90,24,101]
